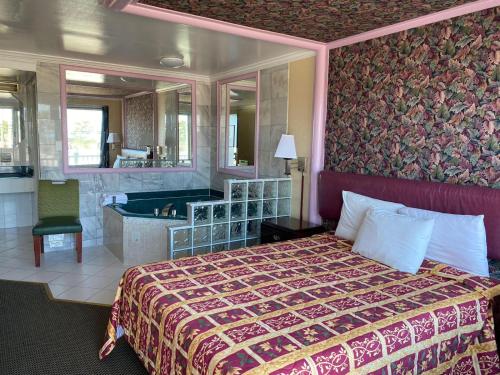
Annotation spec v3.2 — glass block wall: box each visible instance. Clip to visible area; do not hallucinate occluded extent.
[168,178,292,259]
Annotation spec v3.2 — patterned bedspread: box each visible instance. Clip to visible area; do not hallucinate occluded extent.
[100,233,500,374]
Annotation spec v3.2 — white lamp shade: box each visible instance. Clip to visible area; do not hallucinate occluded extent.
[107,132,121,144]
[274,134,297,159]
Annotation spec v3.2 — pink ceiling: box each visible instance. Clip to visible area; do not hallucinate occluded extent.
[137,0,475,42]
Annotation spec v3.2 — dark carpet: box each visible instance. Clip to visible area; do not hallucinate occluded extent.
[0,279,148,375]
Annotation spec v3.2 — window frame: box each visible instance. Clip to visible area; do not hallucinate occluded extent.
[66,105,107,168]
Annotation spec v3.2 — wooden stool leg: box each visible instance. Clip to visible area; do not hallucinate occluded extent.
[40,236,44,254]
[75,232,82,263]
[33,235,42,267]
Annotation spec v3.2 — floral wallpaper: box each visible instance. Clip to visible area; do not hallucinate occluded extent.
[325,8,499,188]
[124,93,155,150]
[139,0,472,42]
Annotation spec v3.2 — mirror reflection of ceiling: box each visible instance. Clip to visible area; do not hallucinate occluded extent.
[230,89,256,108]
[0,68,22,82]
[0,0,307,76]
[65,70,189,97]
[139,0,474,42]
[0,68,29,93]
[66,70,190,97]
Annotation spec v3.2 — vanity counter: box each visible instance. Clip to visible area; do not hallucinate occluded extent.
[0,177,35,194]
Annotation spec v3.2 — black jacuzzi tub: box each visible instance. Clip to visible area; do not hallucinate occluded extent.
[108,189,223,220]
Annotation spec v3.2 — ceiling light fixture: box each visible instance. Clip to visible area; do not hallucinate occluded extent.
[65,70,105,84]
[159,55,184,69]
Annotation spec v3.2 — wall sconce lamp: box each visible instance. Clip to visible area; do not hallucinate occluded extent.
[274,134,297,176]
[106,132,121,150]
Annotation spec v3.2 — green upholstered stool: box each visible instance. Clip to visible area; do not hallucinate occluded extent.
[32,180,83,267]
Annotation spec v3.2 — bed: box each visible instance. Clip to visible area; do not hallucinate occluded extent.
[99,171,500,374]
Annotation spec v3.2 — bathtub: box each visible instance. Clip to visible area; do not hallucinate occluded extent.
[103,189,223,265]
[111,189,223,219]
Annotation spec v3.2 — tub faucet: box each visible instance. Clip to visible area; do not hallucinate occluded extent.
[161,203,177,217]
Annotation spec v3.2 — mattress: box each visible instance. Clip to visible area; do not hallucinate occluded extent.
[100,233,500,374]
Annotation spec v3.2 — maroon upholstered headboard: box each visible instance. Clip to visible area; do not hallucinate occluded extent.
[318,171,500,260]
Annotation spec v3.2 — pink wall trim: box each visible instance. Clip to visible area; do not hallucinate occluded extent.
[326,0,499,50]
[216,71,260,179]
[100,0,134,10]
[308,46,329,224]
[120,3,325,51]
[59,64,197,174]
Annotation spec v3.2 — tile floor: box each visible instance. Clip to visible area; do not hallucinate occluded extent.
[0,226,129,304]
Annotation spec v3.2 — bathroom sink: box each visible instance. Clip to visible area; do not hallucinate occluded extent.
[0,166,34,178]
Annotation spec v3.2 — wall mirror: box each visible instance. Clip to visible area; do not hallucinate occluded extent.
[0,68,36,174]
[60,65,196,173]
[217,72,259,178]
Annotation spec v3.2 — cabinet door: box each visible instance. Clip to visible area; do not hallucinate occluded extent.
[261,226,291,244]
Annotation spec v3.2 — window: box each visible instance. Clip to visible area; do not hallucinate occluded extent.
[0,108,14,147]
[67,107,104,167]
[0,106,18,164]
[227,113,238,166]
[178,114,190,161]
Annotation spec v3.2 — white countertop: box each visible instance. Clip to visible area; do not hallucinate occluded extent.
[0,177,35,194]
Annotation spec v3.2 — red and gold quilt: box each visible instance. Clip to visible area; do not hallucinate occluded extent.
[100,233,500,374]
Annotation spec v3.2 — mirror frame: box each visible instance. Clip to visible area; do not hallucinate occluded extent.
[60,64,197,174]
[216,71,260,178]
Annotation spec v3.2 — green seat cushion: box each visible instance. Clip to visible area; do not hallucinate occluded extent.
[32,217,83,236]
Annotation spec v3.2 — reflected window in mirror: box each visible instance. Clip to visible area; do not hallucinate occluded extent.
[0,69,36,176]
[0,70,36,171]
[67,106,108,168]
[0,100,20,164]
[217,72,259,178]
[60,66,196,173]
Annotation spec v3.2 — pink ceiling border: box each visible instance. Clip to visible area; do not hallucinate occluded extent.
[326,0,500,49]
[106,0,499,224]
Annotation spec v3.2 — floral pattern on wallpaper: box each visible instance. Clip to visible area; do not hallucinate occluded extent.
[139,0,471,42]
[325,8,499,188]
[124,93,154,150]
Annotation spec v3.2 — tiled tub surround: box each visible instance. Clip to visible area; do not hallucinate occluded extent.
[104,208,180,266]
[169,178,291,259]
[104,189,223,265]
[36,62,212,248]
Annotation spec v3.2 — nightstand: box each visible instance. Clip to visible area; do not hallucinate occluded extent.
[260,217,326,244]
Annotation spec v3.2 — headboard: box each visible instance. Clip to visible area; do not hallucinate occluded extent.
[318,171,500,260]
[122,148,148,159]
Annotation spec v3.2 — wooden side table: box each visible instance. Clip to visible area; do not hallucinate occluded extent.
[260,217,326,244]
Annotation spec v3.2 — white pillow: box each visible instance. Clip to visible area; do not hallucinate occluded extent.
[353,209,435,274]
[113,155,125,168]
[398,207,489,277]
[335,191,405,241]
